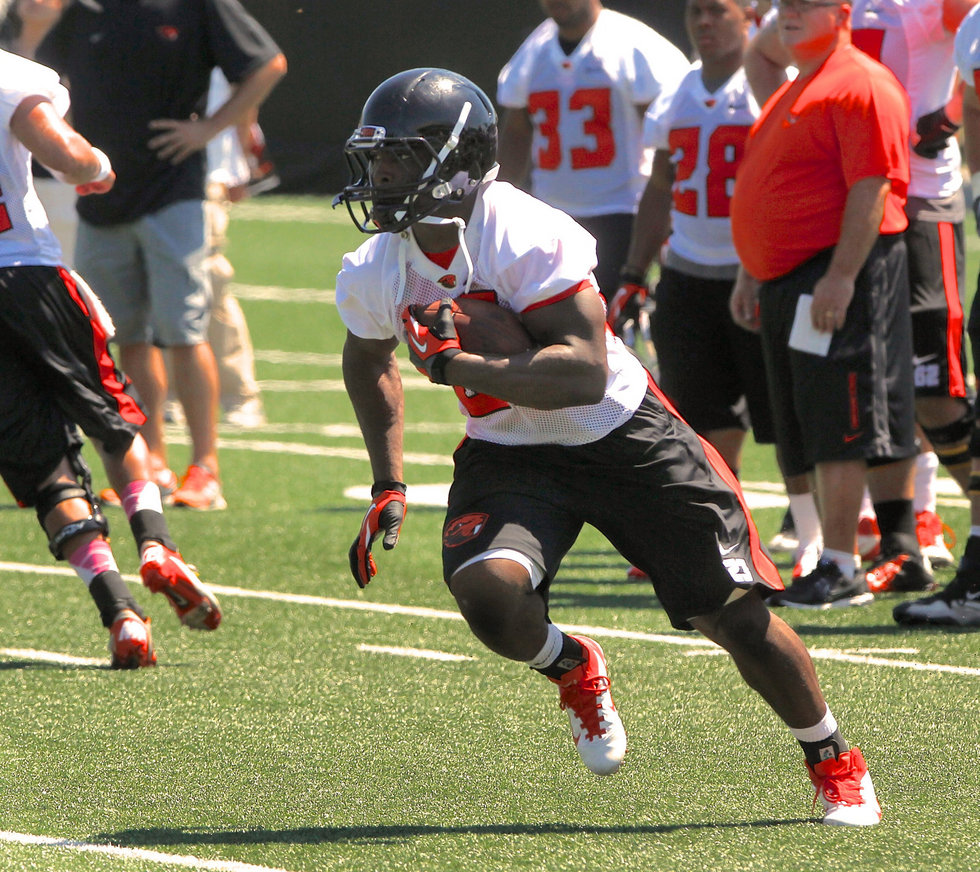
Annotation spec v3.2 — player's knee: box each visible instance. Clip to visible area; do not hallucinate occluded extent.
[34,480,109,560]
[449,552,541,639]
[921,405,972,468]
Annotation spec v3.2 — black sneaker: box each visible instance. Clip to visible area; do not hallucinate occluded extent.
[865,552,935,594]
[770,558,874,609]
[893,564,980,626]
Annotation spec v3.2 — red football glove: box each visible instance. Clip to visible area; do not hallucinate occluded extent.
[606,266,648,336]
[349,481,407,588]
[401,298,462,384]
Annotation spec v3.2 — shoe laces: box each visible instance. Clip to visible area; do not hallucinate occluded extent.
[808,755,866,809]
[559,675,613,739]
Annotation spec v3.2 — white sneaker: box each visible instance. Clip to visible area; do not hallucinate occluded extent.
[551,635,626,775]
[893,565,980,626]
[807,747,881,826]
[223,397,266,429]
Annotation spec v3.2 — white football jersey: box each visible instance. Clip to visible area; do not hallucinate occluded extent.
[0,49,68,266]
[336,181,648,447]
[851,0,962,200]
[643,63,758,267]
[497,9,688,217]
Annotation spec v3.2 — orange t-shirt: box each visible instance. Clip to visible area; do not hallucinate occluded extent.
[731,44,910,281]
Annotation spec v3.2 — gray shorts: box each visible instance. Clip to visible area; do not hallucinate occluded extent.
[75,198,211,347]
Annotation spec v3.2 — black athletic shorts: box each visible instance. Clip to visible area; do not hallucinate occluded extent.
[441,383,782,630]
[0,265,145,505]
[650,266,775,444]
[759,236,917,477]
[906,217,969,399]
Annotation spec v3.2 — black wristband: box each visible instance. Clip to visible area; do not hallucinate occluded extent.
[429,348,460,386]
[619,265,646,285]
[371,480,407,497]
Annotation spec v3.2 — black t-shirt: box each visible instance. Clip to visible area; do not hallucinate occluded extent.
[37,0,280,225]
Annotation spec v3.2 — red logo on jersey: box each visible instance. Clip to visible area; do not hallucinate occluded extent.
[157,25,179,41]
[438,274,457,289]
[444,513,489,548]
[704,99,716,108]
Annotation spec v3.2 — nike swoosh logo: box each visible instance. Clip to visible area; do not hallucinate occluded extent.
[844,431,864,443]
[407,333,428,355]
[912,354,937,367]
[718,542,739,556]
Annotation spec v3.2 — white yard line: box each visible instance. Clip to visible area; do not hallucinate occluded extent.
[1,560,977,678]
[0,830,294,872]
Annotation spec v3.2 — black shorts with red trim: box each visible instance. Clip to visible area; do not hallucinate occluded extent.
[906,217,968,399]
[441,386,782,630]
[0,265,145,504]
[759,236,917,477]
[650,266,775,444]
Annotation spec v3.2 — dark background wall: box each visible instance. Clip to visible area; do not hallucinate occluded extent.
[241,1,690,193]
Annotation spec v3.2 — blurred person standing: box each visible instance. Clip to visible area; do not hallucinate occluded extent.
[204,66,268,429]
[730,0,935,608]
[0,44,222,667]
[37,0,286,510]
[893,1,980,626]
[621,0,823,582]
[746,0,979,580]
[496,0,688,312]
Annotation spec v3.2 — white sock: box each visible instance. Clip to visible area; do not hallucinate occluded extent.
[789,705,838,743]
[822,548,856,580]
[914,451,939,515]
[788,492,822,548]
[526,623,564,670]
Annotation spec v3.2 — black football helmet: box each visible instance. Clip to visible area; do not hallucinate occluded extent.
[335,68,498,234]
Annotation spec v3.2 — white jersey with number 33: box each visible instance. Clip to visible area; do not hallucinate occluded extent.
[497,9,688,217]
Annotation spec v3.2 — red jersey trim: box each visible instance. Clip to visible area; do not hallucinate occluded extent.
[522,279,595,313]
[645,370,784,591]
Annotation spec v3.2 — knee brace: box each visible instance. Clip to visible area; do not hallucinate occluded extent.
[921,408,973,468]
[34,483,109,561]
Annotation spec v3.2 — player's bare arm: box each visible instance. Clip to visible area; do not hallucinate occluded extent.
[624,148,675,275]
[744,14,790,105]
[10,95,113,190]
[148,52,287,165]
[342,331,405,484]
[441,288,609,411]
[811,175,890,334]
[495,108,534,188]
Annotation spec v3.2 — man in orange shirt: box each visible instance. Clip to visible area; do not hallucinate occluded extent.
[730,0,934,607]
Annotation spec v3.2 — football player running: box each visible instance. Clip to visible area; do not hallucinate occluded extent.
[334,67,881,825]
[0,47,222,668]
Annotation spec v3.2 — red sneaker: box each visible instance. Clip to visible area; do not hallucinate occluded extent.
[857,515,881,563]
[172,464,227,511]
[915,509,955,567]
[550,635,626,775]
[807,747,881,826]
[865,552,936,594]
[108,611,156,669]
[140,543,222,630]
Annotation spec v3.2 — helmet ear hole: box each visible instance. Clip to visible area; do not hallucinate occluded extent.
[336,68,498,233]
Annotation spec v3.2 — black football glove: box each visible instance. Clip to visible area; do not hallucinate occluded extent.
[401,298,462,385]
[349,480,407,588]
[607,266,649,336]
[913,107,960,159]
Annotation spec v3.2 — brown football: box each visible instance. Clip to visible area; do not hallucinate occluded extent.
[413,295,534,354]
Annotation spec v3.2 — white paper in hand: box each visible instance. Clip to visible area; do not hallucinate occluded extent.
[788,294,832,357]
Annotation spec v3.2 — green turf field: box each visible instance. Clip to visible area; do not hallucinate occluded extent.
[0,195,977,872]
